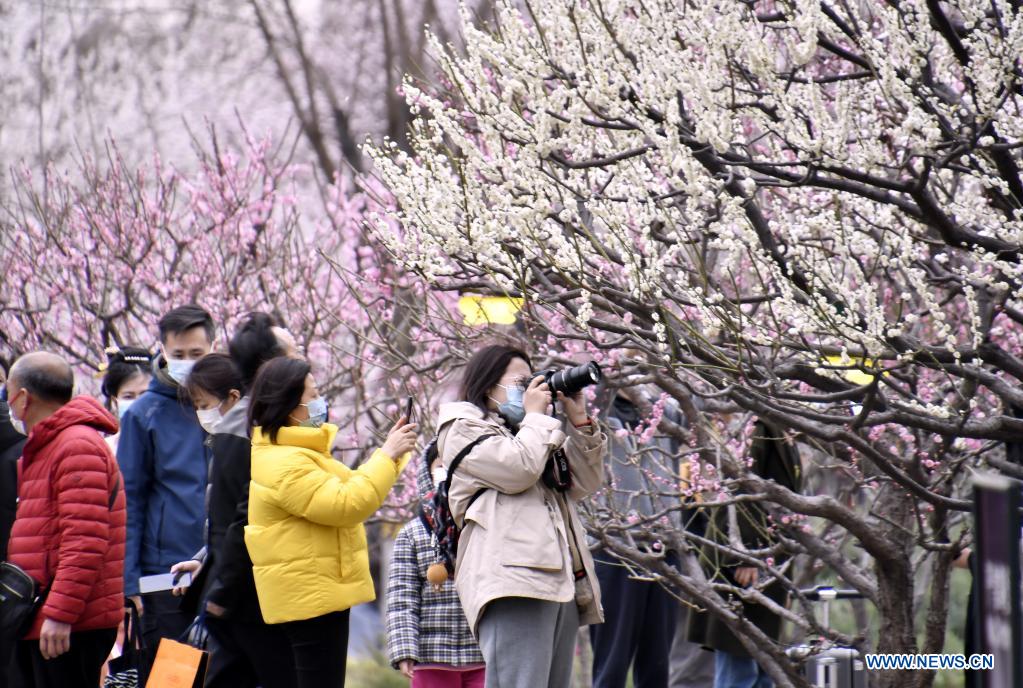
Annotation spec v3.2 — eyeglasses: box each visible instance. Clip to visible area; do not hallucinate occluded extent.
[497,374,534,389]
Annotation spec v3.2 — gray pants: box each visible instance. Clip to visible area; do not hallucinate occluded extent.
[669,603,716,688]
[478,597,579,688]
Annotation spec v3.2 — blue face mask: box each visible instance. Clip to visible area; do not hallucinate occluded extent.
[494,384,526,428]
[299,396,329,428]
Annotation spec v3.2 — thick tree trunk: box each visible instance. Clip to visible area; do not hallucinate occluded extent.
[871,489,920,688]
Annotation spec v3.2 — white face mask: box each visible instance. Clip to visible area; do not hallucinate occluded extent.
[166,357,195,386]
[196,407,223,434]
[431,466,447,486]
[8,392,27,436]
[116,398,137,420]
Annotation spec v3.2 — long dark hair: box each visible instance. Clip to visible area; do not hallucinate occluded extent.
[459,344,532,414]
[185,353,243,403]
[101,346,153,409]
[248,357,311,444]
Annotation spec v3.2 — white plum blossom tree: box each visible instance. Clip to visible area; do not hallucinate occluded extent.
[367,1,1023,686]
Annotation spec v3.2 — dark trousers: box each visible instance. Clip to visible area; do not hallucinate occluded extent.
[278,610,350,688]
[12,627,116,688]
[140,590,194,685]
[590,551,678,688]
[204,615,297,688]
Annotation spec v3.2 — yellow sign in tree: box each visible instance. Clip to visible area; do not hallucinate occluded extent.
[457,295,523,326]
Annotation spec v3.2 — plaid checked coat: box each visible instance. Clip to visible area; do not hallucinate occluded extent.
[385,450,483,668]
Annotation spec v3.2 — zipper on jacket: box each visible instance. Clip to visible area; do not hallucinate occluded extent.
[157,502,167,554]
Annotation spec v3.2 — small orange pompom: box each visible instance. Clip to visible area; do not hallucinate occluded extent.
[426,563,449,591]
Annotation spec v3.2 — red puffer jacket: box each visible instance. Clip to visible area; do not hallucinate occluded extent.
[7,396,126,639]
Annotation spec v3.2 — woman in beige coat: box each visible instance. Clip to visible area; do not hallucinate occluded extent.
[436,344,608,688]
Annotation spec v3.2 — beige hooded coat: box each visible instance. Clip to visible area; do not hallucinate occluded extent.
[436,401,608,634]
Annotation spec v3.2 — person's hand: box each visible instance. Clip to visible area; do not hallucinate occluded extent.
[734,566,758,587]
[953,547,972,569]
[206,601,227,618]
[170,559,202,596]
[39,618,72,659]
[557,391,589,426]
[128,595,144,617]
[382,419,418,461]
[523,376,552,415]
[399,659,415,680]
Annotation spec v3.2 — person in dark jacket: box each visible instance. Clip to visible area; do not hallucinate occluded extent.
[170,313,298,688]
[0,358,25,562]
[386,441,485,686]
[5,352,126,688]
[686,418,801,688]
[0,360,28,688]
[116,305,214,680]
[591,388,715,688]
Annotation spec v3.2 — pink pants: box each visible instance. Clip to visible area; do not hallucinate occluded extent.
[412,665,485,688]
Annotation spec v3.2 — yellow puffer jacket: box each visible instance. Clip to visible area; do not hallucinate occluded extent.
[245,423,404,624]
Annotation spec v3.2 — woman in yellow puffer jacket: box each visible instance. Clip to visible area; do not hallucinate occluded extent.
[244,357,417,688]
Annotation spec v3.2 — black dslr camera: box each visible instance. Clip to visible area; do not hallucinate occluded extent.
[536,361,602,492]
[533,361,603,397]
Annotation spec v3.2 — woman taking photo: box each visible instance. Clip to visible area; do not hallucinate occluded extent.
[245,357,417,688]
[436,344,608,688]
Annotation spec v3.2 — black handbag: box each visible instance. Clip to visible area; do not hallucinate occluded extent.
[0,560,43,645]
[104,599,145,688]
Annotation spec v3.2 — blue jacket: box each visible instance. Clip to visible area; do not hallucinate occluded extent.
[117,361,210,596]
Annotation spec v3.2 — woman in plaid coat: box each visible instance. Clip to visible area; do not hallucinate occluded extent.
[386,443,485,687]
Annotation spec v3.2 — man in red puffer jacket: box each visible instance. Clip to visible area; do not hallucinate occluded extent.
[5,352,126,688]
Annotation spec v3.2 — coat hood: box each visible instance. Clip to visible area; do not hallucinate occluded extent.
[437,401,486,428]
[24,396,118,460]
[216,395,250,439]
[416,439,438,503]
[252,422,338,454]
[149,353,183,398]
[436,401,514,432]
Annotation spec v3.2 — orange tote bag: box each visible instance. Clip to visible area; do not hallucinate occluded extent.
[145,638,208,688]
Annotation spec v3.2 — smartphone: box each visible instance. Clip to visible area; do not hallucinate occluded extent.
[139,571,191,594]
[404,396,416,424]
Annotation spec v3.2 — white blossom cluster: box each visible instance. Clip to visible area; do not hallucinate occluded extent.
[367,0,1023,411]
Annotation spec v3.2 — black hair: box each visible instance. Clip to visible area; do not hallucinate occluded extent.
[158,304,215,344]
[459,344,532,414]
[248,357,312,444]
[101,346,153,407]
[229,312,285,392]
[186,353,243,404]
[15,358,74,405]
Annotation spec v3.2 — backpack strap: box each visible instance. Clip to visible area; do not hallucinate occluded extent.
[446,433,496,516]
[447,434,496,478]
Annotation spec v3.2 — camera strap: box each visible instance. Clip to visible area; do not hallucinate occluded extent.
[542,447,573,492]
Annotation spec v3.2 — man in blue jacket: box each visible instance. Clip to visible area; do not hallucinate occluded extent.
[117,304,214,680]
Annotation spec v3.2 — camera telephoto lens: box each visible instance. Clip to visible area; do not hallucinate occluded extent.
[543,361,603,397]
